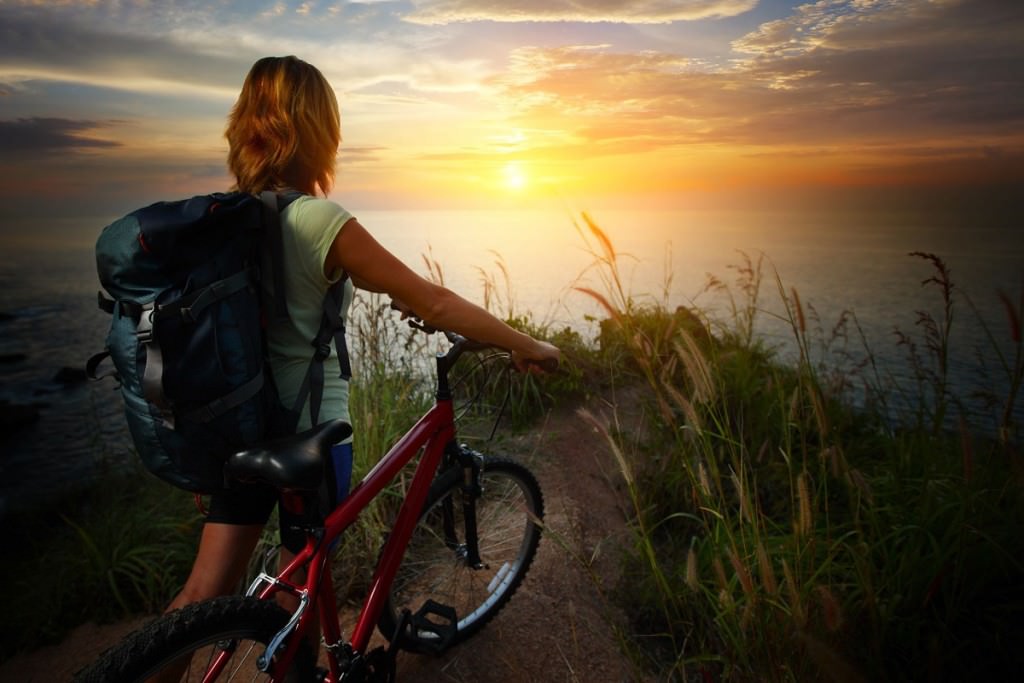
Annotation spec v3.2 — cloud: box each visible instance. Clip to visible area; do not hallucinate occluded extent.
[0,4,496,99]
[488,0,1024,165]
[731,0,1024,136]
[403,0,758,25]
[733,0,1022,56]
[0,5,260,97]
[0,117,121,154]
[339,144,387,163]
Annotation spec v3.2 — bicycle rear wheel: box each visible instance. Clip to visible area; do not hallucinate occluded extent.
[379,456,543,653]
[73,596,314,682]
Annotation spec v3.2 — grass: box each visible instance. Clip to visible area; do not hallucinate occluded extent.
[569,218,1024,681]
[0,280,578,661]
[0,466,203,658]
[4,212,1021,683]
[328,292,435,602]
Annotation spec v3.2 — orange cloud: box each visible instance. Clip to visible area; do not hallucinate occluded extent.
[403,0,758,25]
[483,0,1024,193]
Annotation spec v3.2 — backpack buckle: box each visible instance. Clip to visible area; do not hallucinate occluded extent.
[137,305,156,343]
[178,306,196,324]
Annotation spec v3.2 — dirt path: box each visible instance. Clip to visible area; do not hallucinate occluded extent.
[0,394,645,682]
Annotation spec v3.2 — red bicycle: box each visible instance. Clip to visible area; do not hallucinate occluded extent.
[75,325,553,682]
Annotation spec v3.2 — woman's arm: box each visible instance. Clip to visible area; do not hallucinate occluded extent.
[326,218,559,367]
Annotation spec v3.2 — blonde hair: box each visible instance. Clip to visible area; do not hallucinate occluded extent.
[226,56,340,196]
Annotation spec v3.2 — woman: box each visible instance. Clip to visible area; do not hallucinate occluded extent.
[165,55,560,612]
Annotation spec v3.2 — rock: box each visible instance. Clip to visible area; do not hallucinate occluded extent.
[0,399,46,433]
[53,366,89,384]
[0,353,27,364]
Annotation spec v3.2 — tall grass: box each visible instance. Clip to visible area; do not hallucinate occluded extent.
[330,291,435,601]
[2,267,580,661]
[963,285,1024,449]
[8,214,1019,681]
[248,291,437,602]
[448,246,594,430]
[572,216,1024,681]
[284,286,584,603]
[0,467,203,658]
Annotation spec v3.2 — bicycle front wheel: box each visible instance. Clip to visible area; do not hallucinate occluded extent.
[380,456,544,653]
[73,596,314,682]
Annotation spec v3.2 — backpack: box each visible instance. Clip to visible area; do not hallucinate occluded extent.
[87,191,351,493]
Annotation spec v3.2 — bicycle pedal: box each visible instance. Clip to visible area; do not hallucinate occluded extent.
[405,599,458,654]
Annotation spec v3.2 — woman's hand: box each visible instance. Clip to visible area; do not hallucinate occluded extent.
[511,340,560,373]
[389,296,415,320]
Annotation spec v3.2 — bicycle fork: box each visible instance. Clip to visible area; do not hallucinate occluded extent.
[442,443,486,569]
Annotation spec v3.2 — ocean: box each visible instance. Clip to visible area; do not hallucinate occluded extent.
[1,207,1021,515]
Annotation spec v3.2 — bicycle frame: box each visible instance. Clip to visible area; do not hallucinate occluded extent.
[235,361,461,681]
[70,323,551,683]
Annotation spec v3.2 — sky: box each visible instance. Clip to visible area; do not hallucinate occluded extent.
[1,0,1022,237]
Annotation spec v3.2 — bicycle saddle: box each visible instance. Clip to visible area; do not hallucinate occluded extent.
[224,419,353,491]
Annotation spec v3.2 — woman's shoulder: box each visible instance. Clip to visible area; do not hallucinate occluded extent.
[283,195,355,268]
[290,194,353,220]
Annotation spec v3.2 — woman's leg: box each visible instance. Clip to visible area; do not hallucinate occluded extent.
[166,522,265,611]
[147,523,265,683]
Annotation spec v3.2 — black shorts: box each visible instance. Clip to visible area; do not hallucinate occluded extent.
[205,483,278,526]
[206,483,306,552]
[204,441,353,553]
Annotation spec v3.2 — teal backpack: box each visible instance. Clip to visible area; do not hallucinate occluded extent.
[88,191,350,493]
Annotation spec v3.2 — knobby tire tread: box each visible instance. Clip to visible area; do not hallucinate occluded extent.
[73,596,314,682]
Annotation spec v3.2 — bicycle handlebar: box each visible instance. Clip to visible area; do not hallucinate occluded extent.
[397,307,558,373]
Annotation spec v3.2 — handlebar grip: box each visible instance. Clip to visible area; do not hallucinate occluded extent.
[387,303,558,372]
[528,357,559,373]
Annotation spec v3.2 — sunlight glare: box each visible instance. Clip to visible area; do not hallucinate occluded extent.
[503,161,527,192]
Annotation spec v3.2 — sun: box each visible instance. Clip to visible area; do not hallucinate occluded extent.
[502,161,527,192]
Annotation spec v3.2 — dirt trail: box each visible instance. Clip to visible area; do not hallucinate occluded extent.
[0,394,645,682]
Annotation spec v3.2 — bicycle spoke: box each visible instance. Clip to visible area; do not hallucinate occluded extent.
[386,459,542,651]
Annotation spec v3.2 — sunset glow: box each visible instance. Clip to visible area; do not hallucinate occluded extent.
[0,0,1021,232]
[503,162,527,192]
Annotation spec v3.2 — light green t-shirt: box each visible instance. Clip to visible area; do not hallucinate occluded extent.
[267,195,354,430]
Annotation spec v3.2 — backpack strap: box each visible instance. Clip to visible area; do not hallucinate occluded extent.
[182,372,265,424]
[260,191,291,325]
[256,190,352,428]
[155,270,252,323]
[97,290,143,318]
[323,276,353,382]
[85,349,116,382]
[98,290,115,314]
[290,274,351,426]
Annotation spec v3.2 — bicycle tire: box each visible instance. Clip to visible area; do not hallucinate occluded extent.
[73,596,315,682]
[379,456,543,653]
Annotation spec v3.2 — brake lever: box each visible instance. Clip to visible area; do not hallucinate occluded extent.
[390,302,554,371]
[406,318,438,334]
[390,299,437,334]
